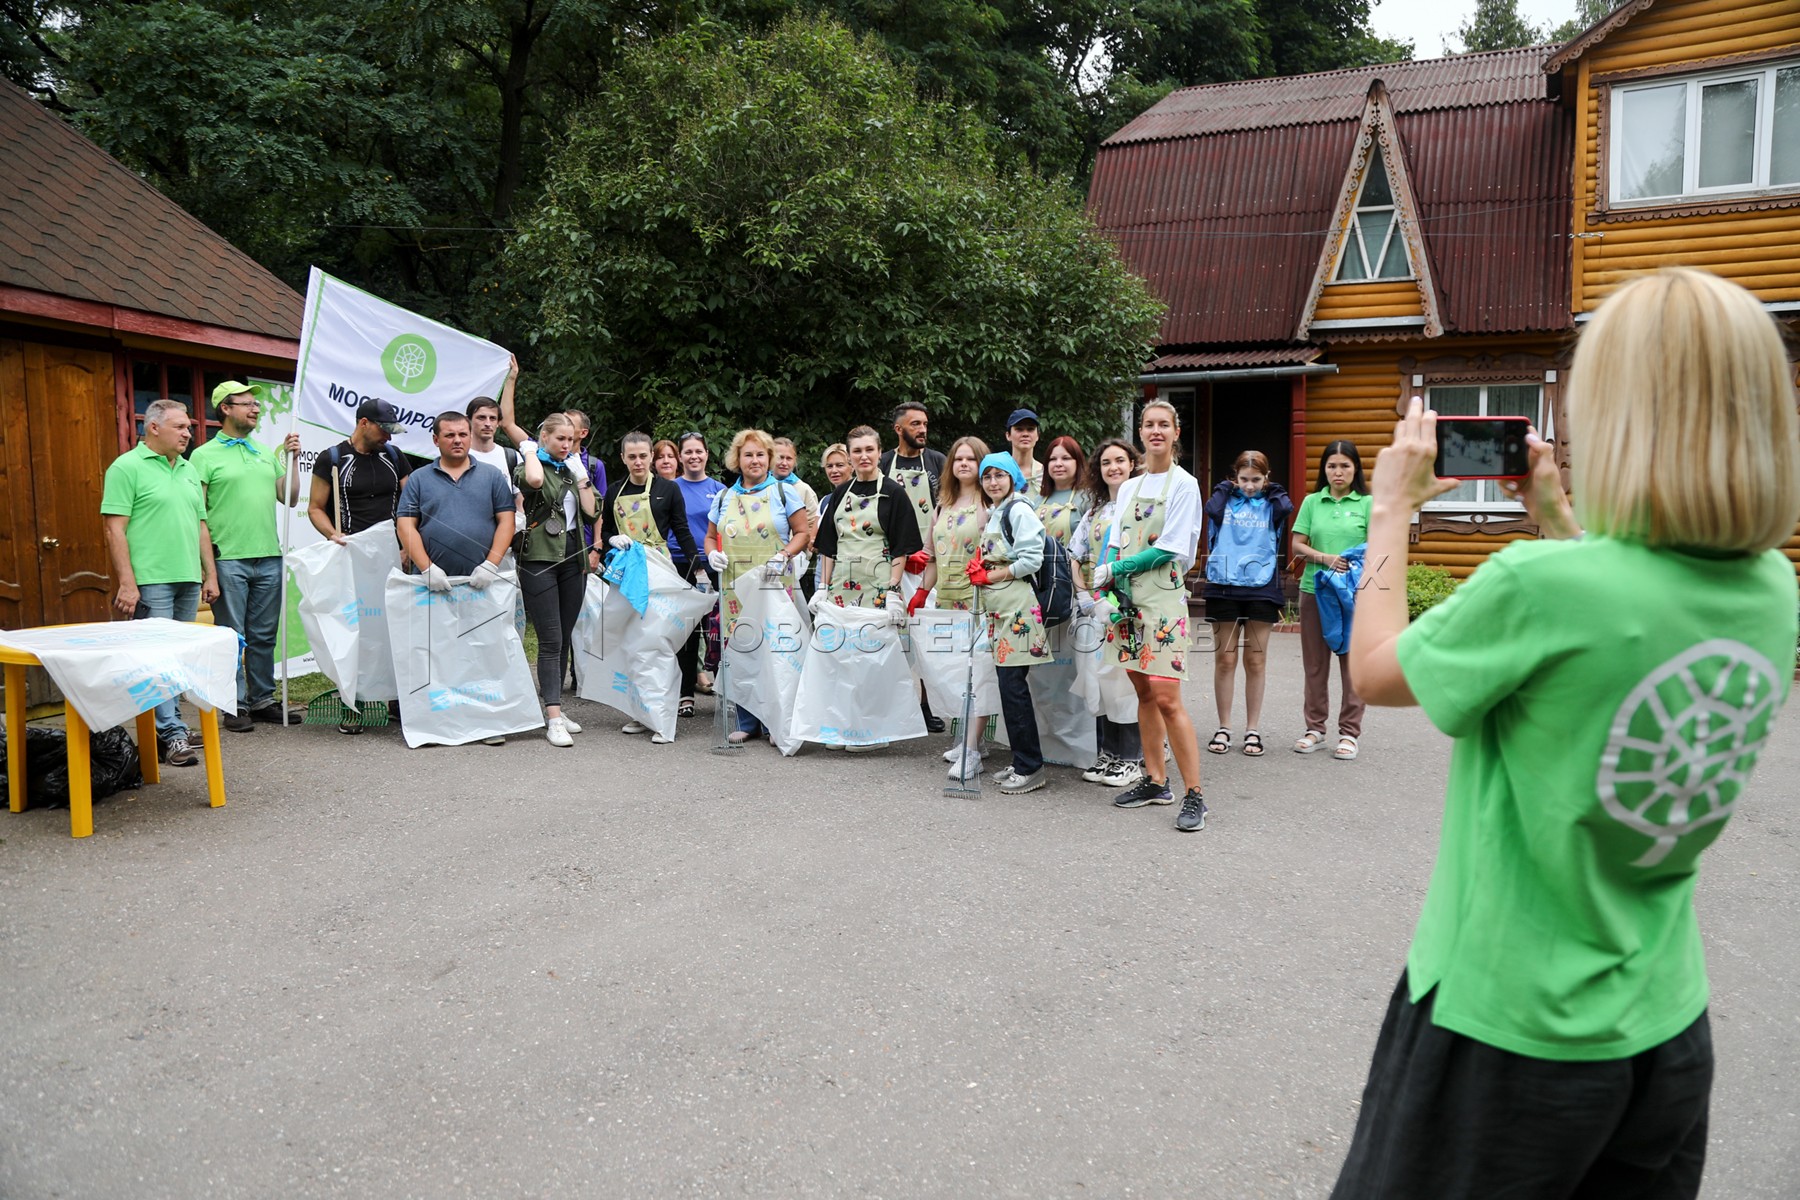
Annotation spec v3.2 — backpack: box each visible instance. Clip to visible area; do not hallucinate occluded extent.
[1000,498,1074,628]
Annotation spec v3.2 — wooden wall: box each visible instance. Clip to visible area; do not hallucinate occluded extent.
[1311,281,1424,326]
[1572,0,1800,311]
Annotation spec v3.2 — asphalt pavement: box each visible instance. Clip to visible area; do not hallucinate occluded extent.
[2,635,1796,1198]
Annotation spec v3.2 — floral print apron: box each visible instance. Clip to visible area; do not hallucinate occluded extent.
[718,484,785,637]
[977,506,1050,665]
[1107,472,1188,678]
[931,499,983,611]
[1035,489,1087,549]
[886,456,935,546]
[827,485,894,607]
[612,478,667,561]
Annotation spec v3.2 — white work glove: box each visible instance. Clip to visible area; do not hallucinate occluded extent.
[518,439,539,459]
[1091,563,1113,590]
[763,553,789,581]
[423,564,452,593]
[1074,590,1096,616]
[884,591,906,622]
[808,588,829,615]
[468,561,502,591]
[790,551,809,580]
[566,453,590,486]
[609,534,633,550]
[707,549,730,573]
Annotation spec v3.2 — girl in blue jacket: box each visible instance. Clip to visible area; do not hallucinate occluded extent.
[1200,450,1293,757]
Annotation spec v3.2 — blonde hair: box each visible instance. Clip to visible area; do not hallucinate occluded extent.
[820,442,849,470]
[537,412,574,440]
[1572,268,1800,552]
[725,428,775,472]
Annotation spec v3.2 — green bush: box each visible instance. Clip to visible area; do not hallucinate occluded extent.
[1407,565,1458,620]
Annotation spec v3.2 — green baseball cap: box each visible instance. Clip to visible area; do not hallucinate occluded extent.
[210,380,255,408]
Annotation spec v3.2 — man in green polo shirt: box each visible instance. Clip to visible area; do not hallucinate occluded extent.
[101,399,219,766]
[191,381,304,733]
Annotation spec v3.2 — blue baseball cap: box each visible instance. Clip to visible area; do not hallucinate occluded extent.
[1005,407,1039,430]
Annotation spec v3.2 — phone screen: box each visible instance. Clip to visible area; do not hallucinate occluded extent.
[1434,416,1530,480]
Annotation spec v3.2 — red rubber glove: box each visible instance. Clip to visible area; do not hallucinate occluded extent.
[964,559,990,587]
[905,550,931,574]
[906,588,928,616]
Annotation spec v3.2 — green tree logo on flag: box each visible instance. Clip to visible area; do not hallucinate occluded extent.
[1598,639,1784,867]
[382,334,438,394]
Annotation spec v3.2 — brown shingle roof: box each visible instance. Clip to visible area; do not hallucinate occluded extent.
[1089,48,1573,345]
[1106,46,1555,144]
[0,79,302,340]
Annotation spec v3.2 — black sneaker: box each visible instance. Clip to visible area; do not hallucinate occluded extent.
[222,709,256,734]
[1176,789,1208,832]
[1113,776,1172,808]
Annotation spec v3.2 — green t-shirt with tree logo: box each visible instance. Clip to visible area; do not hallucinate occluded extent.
[1396,535,1796,1061]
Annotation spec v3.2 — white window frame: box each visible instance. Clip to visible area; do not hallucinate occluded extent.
[1422,383,1542,511]
[1609,59,1800,206]
[1333,149,1412,282]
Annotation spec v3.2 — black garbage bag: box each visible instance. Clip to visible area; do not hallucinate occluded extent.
[37,727,144,808]
[0,725,71,800]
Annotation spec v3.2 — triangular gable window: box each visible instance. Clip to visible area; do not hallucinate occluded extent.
[1335,147,1411,281]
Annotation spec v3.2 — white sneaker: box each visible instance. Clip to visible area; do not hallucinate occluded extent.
[1102,759,1142,788]
[650,731,672,745]
[946,750,983,780]
[545,717,573,748]
[990,764,1017,783]
[843,742,879,754]
[560,716,582,734]
[1082,752,1118,784]
[942,740,965,763]
[621,721,648,735]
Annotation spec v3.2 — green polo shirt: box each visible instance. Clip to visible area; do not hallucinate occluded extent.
[191,435,285,560]
[1292,488,1372,594]
[100,442,207,585]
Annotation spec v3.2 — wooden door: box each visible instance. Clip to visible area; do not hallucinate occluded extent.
[27,343,119,625]
[0,340,43,629]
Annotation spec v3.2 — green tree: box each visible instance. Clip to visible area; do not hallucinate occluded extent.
[1549,0,1622,43]
[1455,0,1545,52]
[506,15,1164,459]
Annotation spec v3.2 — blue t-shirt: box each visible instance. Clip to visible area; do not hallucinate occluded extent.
[397,460,515,576]
[675,475,726,566]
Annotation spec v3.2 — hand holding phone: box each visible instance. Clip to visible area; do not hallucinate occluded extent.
[1433,415,1531,480]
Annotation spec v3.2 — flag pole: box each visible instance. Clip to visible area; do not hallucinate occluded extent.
[277,268,326,718]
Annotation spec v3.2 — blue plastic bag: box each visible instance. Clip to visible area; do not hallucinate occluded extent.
[601,542,650,616]
[1315,542,1366,655]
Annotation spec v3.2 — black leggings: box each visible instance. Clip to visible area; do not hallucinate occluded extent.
[521,556,584,708]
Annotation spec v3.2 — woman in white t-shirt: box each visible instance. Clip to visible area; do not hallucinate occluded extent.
[1092,400,1208,831]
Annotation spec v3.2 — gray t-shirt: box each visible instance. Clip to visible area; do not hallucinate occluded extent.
[397,459,516,576]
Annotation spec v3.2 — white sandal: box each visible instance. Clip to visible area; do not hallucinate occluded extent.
[1293,730,1326,754]
[1333,735,1359,761]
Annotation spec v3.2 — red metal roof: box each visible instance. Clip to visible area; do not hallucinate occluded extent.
[1147,347,1322,371]
[1089,49,1574,345]
[1107,46,1555,144]
[0,80,302,341]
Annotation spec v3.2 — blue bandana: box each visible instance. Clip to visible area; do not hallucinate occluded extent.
[218,437,259,454]
[537,448,569,471]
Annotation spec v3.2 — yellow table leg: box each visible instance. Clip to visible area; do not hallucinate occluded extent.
[5,664,23,814]
[65,705,92,839]
[135,710,160,786]
[199,708,226,809]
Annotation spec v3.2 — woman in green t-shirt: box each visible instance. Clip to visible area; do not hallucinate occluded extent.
[1331,268,1800,1199]
[1290,441,1371,760]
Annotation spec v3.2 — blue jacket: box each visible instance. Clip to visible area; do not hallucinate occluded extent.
[1315,543,1366,654]
[1202,479,1294,605]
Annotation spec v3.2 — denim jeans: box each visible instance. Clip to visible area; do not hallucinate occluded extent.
[134,581,201,740]
[996,664,1042,776]
[212,556,283,711]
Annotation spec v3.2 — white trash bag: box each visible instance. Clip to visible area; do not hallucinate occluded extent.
[722,573,810,756]
[288,522,402,705]
[384,569,543,748]
[572,554,716,741]
[1071,599,1139,722]
[992,628,1099,769]
[790,603,927,748]
[905,607,999,721]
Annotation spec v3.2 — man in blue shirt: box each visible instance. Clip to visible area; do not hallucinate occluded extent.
[396,412,516,582]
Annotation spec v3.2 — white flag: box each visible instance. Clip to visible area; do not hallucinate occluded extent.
[291,267,512,458]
